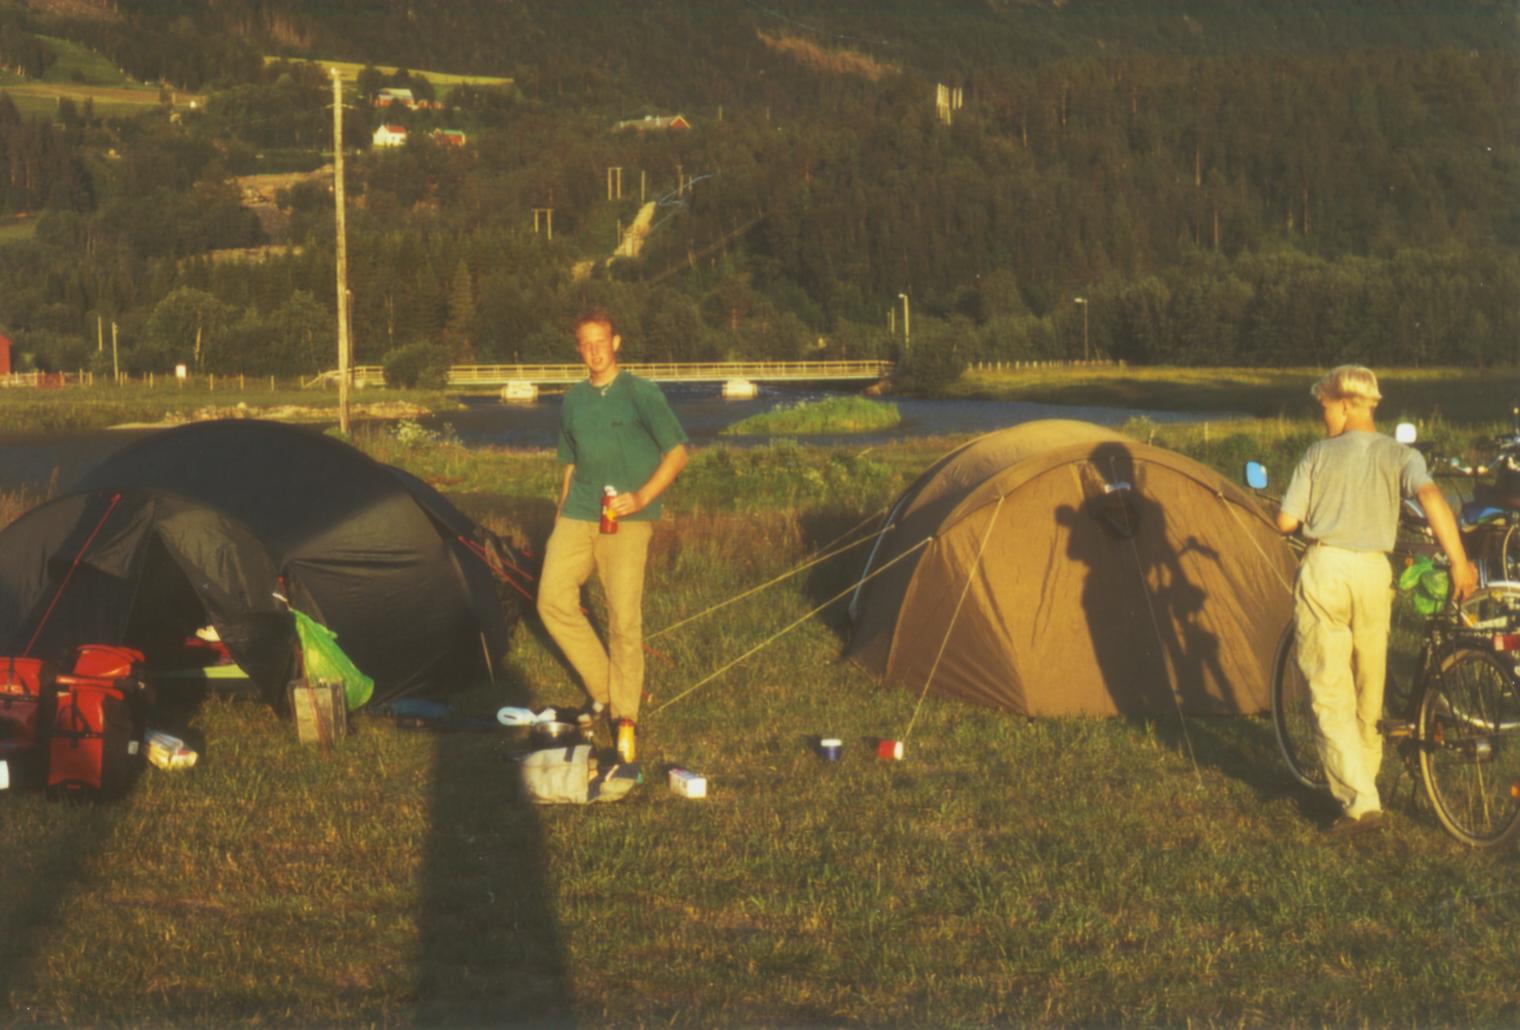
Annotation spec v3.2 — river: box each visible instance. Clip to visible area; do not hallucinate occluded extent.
[0,383,1224,493]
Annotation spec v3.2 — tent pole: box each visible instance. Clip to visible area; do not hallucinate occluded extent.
[22,492,124,658]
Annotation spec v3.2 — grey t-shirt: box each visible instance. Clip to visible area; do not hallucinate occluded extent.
[1280,430,1433,552]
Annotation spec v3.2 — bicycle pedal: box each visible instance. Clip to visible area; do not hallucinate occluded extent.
[1378,719,1416,739]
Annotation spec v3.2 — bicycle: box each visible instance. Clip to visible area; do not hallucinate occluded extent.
[1247,422,1520,848]
[1270,578,1520,848]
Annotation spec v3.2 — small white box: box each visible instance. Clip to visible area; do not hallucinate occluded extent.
[668,768,707,799]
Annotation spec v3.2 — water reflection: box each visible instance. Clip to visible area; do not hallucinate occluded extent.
[427,382,1215,451]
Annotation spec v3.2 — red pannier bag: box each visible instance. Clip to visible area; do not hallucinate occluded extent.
[48,646,152,799]
[0,656,55,742]
[1,657,56,790]
[71,644,145,681]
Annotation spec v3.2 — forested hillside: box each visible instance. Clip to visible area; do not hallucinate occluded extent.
[0,0,1515,382]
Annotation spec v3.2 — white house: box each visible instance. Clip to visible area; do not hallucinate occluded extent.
[373,124,408,148]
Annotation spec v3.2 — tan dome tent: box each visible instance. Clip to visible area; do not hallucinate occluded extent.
[846,420,1295,716]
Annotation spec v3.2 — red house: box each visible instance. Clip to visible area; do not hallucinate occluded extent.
[0,331,12,376]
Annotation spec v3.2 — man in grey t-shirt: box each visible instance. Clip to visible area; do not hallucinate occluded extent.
[1277,365,1476,834]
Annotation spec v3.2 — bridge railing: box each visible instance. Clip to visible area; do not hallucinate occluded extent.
[308,360,894,389]
[448,360,894,386]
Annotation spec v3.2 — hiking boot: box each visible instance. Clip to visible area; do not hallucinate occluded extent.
[1324,810,1385,836]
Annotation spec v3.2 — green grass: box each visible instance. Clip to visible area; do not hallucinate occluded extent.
[34,35,136,87]
[0,218,36,246]
[0,36,196,117]
[721,395,901,436]
[1,391,1517,1024]
[263,56,512,100]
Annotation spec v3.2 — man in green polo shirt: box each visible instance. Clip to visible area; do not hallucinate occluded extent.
[536,308,688,758]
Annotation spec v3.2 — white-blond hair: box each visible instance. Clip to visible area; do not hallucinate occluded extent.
[1311,365,1381,406]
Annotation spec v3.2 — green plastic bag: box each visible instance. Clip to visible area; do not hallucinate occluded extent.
[291,608,374,710]
[1397,555,1449,616]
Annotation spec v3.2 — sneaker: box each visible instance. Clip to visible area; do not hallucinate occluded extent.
[1324,810,1385,836]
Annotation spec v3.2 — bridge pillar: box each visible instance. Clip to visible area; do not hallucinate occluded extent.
[721,378,758,399]
[500,381,539,403]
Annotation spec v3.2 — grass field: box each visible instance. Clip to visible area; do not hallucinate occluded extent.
[0,36,190,117]
[263,56,511,99]
[0,218,37,246]
[1,382,1517,1024]
[721,395,901,436]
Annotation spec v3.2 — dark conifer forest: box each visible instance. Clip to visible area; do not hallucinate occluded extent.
[0,0,1515,379]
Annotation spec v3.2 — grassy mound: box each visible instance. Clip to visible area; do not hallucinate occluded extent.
[722,396,900,436]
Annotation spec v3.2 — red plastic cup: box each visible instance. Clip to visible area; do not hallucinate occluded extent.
[876,739,904,760]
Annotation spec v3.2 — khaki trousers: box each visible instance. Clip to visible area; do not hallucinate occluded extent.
[1293,545,1393,819]
[536,517,653,722]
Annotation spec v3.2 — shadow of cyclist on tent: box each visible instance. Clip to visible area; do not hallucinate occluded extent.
[1056,441,1281,786]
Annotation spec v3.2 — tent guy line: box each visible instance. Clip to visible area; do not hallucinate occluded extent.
[646,519,884,643]
[646,535,933,718]
[902,494,1007,743]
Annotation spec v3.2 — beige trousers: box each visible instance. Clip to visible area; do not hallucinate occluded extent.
[536,518,654,722]
[1293,545,1393,819]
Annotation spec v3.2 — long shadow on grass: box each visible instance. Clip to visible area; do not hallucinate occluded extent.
[0,802,126,1009]
[413,656,574,1026]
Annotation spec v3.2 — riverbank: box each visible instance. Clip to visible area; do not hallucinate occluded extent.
[0,383,458,434]
[947,365,1518,423]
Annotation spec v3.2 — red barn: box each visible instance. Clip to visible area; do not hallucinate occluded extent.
[0,331,12,376]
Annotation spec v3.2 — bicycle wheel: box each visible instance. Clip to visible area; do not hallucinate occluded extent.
[1417,647,1520,848]
[1271,622,1327,790]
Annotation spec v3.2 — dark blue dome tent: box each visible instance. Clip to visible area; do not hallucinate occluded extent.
[0,420,513,706]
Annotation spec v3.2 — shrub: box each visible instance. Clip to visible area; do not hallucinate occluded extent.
[382,342,450,389]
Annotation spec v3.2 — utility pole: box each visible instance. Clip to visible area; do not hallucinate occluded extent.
[110,321,119,384]
[898,293,911,348]
[332,69,351,435]
[1073,297,1089,362]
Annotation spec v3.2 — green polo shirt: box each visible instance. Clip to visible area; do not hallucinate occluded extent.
[557,371,688,522]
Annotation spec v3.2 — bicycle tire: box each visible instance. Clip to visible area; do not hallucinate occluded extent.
[1271,622,1327,790]
[1417,647,1520,848]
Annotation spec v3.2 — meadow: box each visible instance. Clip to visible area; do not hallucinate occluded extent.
[263,57,512,99]
[0,35,189,117]
[0,375,1517,1025]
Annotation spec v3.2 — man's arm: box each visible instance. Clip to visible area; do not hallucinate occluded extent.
[556,464,575,515]
[611,444,688,518]
[1416,482,1479,601]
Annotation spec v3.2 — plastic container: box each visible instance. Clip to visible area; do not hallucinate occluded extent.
[876,739,905,760]
[144,730,198,771]
[818,737,843,761]
[668,768,707,798]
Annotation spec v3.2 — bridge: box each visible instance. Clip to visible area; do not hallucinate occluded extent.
[334,359,895,392]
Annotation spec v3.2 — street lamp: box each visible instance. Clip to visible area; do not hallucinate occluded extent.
[898,292,911,348]
[1073,296,1089,363]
